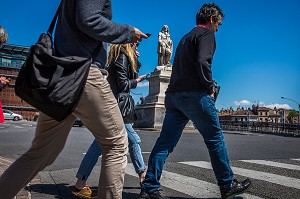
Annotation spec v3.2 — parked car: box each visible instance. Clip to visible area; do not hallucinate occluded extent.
[73,118,83,127]
[3,109,23,121]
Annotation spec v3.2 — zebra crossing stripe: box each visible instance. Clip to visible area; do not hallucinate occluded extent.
[180,161,300,189]
[292,159,300,161]
[125,163,262,199]
[240,160,300,171]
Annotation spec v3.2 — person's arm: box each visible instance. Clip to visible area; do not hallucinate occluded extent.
[195,31,216,95]
[0,76,9,92]
[76,0,146,44]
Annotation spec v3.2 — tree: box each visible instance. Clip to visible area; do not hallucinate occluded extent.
[287,110,298,123]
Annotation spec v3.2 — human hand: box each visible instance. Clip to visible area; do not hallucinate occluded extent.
[136,74,147,83]
[134,28,149,43]
[0,76,9,86]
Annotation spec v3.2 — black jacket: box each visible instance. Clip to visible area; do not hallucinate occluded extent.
[107,48,138,97]
[167,27,216,94]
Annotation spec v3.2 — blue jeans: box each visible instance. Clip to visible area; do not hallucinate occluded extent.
[76,123,146,180]
[142,92,234,193]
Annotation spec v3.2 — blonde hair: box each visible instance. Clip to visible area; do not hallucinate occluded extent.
[0,26,8,43]
[107,43,138,73]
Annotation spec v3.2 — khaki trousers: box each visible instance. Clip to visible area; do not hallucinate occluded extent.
[0,68,128,199]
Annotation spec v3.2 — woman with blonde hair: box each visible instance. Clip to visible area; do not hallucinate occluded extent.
[72,42,148,198]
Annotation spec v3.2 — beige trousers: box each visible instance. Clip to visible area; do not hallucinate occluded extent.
[0,68,128,199]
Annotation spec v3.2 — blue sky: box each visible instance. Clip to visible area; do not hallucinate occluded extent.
[1,0,299,110]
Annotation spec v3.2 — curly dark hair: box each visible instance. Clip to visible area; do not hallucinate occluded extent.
[196,3,224,25]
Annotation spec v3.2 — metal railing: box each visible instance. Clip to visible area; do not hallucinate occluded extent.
[220,120,300,137]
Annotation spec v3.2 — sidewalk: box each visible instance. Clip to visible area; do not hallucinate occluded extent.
[0,156,31,199]
[0,156,100,199]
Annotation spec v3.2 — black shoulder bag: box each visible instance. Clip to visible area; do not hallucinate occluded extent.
[117,92,137,124]
[15,2,100,121]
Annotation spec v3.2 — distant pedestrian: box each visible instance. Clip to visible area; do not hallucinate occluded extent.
[140,3,251,199]
[0,26,9,123]
[0,76,10,123]
[0,0,148,198]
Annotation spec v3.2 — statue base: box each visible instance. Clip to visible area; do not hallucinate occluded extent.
[133,68,194,129]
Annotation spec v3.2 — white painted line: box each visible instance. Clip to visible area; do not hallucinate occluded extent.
[291,159,300,161]
[126,163,261,199]
[22,124,33,127]
[241,160,300,171]
[180,161,300,189]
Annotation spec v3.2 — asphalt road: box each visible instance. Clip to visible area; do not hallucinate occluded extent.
[1,121,300,198]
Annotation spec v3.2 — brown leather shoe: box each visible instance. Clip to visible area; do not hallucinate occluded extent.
[72,186,97,198]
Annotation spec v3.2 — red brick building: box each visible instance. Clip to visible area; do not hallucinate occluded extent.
[0,43,38,120]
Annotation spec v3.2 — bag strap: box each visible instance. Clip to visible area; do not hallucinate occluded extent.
[47,1,101,61]
[47,1,62,37]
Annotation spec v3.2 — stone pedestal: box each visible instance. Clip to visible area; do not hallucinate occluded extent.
[133,68,194,129]
[134,69,171,128]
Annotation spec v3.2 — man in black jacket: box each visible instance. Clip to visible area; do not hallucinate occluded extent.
[140,3,251,199]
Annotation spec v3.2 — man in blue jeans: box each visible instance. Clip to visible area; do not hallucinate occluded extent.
[140,3,251,199]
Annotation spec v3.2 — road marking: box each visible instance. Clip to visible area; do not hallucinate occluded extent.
[22,123,33,127]
[180,161,300,189]
[126,163,261,199]
[240,160,300,171]
[292,159,300,161]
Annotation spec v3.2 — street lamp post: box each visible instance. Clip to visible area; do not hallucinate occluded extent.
[281,97,300,125]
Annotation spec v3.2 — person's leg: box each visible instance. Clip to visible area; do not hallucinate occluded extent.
[0,112,75,199]
[74,68,127,199]
[75,139,102,189]
[125,123,146,181]
[183,92,233,188]
[142,93,189,194]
